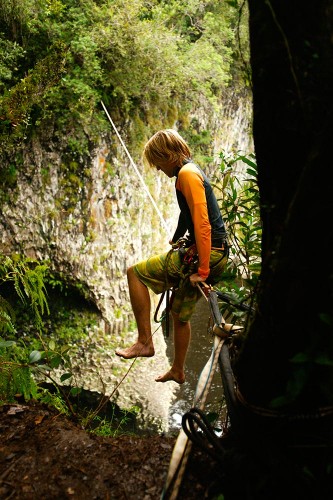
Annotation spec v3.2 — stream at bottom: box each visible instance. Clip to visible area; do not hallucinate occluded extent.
[114,295,227,436]
[165,296,226,435]
[70,296,226,436]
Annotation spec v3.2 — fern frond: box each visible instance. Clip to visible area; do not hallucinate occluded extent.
[0,295,16,334]
[0,361,37,402]
[0,257,50,331]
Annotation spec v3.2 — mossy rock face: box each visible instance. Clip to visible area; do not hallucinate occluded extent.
[0,164,18,192]
[0,122,177,330]
[0,64,253,334]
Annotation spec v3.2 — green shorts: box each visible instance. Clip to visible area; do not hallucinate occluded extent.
[133,247,228,322]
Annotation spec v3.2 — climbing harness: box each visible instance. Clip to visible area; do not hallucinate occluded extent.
[154,288,173,337]
[153,238,199,337]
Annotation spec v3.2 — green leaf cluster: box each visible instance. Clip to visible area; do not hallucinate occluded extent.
[0,256,76,409]
[0,255,49,332]
[214,150,261,323]
[0,0,250,155]
[0,357,38,403]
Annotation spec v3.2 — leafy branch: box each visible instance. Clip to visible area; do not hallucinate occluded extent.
[213,150,261,322]
[0,256,49,332]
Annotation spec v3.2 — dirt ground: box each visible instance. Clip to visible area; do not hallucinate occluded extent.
[2,400,333,500]
[0,401,220,500]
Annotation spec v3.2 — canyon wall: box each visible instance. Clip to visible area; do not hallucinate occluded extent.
[0,89,253,333]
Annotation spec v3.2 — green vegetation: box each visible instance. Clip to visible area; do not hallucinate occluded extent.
[83,405,140,437]
[0,256,138,436]
[0,256,51,403]
[0,154,260,433]
[0,0,250,161]
[214,150,261,324]
[0,255,49,333]
[0,0,253,434]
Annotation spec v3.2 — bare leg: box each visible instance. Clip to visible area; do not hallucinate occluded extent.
[155,312,190,384]
[115,266,155,359]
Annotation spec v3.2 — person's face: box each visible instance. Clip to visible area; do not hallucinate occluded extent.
[156,163,175,178]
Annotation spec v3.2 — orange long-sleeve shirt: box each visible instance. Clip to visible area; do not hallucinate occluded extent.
[172,161,226,279]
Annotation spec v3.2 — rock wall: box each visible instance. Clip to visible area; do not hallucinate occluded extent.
[0,89,253,333]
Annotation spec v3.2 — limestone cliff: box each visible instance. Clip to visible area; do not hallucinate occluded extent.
[0,91,253,334]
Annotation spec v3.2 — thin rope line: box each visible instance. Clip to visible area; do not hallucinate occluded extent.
[101,101,172,238]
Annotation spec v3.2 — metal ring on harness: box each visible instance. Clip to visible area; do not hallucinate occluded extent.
[153,248,175,337]
[154,289,171,337]
[153,240,193,336]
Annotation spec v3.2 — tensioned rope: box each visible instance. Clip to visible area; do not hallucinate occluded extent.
[101,101,172,239]
[161,286,226,500]
[163,337,224,500]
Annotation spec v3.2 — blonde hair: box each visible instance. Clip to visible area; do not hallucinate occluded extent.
[143,129,191,169]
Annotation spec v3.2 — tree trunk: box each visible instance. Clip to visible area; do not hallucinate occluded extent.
[236,0,333,415]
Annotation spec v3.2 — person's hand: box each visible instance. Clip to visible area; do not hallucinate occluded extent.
[189,273,206,287]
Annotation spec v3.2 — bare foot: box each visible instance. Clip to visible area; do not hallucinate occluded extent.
[115,342,155,359]
[155,369,185,385]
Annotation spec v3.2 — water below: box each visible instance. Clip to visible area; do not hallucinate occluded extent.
[166,296,226,434]
[69,295,226,436]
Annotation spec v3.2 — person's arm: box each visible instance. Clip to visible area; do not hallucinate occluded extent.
[177,165,211,279]
[171,211,188,244]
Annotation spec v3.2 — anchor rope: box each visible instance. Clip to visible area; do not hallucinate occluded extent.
[101,101,172,238]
